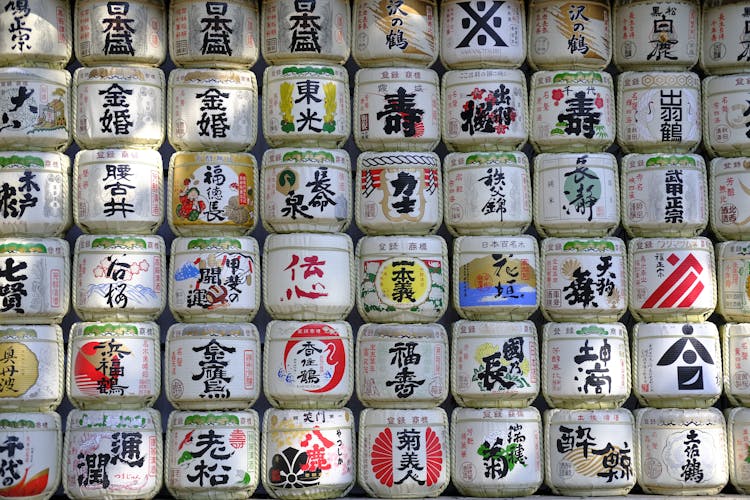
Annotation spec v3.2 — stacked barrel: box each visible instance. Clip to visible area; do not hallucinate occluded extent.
[349,1,451,498]
[0,1,72,499]
[439,0,544,497]
[9,1,750,498]
[162,1,263,498]
[524,0,637,496]
[612,0,729,495]
[257,2,357,499]
[700,0,750,495]
[66,0,167,498]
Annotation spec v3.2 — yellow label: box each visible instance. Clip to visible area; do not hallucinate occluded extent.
[172,154,256,227]
[0,343,38,397]
[548,1,609,61]
[376,257,431,307]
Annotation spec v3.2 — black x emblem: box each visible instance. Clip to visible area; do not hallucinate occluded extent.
[456,1,507,48]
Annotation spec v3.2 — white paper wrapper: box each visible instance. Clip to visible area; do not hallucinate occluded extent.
[613,0,699,71]
[528,0,611,70]
[67,322,160,410]
[352,0,438,67]
[170,0,259,68]
[440,0,525,69]
[264,320,353,409]
[165,323,261,410]
[166,410,259,499]
[75,0,166,66]
[451,320,540,408]
[0,151,70,237]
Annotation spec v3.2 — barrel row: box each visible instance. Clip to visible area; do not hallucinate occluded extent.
[0,1,745,75]
[5,404,750,497]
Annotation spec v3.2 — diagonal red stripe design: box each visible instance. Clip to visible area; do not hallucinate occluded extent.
[677,280,705,308]
[642,254,704,308]
[659,272,697,308]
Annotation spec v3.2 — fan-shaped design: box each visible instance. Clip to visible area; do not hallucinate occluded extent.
[371,428,394,487]
[424,427,443,486]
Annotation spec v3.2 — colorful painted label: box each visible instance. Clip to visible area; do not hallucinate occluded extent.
[547,410,634,490]
[443,69,526,148]
[263,148,350,232]
[171,238,258,319]
[362,257,444,315]
[71,332,157,403]
[542,239,626,319]
[360,408,448,497]
[263,409,354,494]
[0,414,60,499]
[264,65,348,147]
[268,322,349,396]
[0,326,61,410]
[359,237,447,322]
[74,236,163,319]
[630,238,715,318]
[453,408,541,495]
[531,71,614,149]
[456,238,537,309]
[370,424,443,486]
[65,410,161,498]
[167,412,258,493]
[454,325,537,398]
[535,153,618,230]
[171,152,256,233]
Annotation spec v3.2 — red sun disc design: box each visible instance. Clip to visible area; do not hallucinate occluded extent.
[370,428,394,487]
[424,427,443,486]
[283,323,346,394]
[74,342,112,394]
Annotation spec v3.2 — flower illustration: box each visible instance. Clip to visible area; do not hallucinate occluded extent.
[551,88,564,105]
[469,88,485,100]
